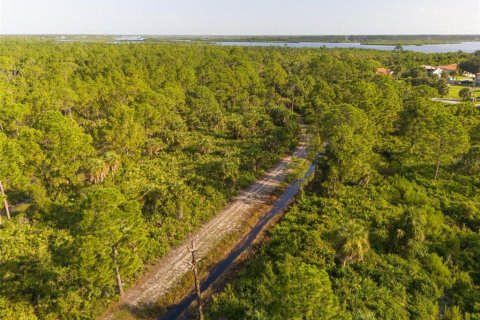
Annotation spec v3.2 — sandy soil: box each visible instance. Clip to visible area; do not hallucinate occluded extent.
[99,130,308,320]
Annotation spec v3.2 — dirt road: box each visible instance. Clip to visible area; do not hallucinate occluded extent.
[99,129,308,320]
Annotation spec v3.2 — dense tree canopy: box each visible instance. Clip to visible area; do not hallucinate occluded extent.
[0,40,302,319]
[206,46,480,320]
[0,39,478,319]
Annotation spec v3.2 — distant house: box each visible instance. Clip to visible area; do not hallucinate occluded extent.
[432,68,444,77]
[475,73,480,86]
[423,63,458,78]
[376,67,394,76]
[437,64,459,72]
[422,65,436,74]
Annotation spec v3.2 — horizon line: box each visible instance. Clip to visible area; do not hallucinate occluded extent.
[1,33,480,37]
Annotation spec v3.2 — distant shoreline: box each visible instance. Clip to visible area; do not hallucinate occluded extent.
[213,40,474,46]
[1,34,480,46]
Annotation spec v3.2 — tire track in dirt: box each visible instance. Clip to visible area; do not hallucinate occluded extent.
[99,128,308,320]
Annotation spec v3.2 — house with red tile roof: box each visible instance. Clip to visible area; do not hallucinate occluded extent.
[423,63,458,77]
[436,64,458,72]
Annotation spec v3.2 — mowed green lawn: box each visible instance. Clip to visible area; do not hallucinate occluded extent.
[446,84,480,100]
[453,75,473,81]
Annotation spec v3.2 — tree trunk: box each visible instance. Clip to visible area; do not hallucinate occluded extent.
[192,257,204,320]
[434,140,443,180]
[176,201,184,220]
[0,180,11,220]
[189,240,204,320]
[112,245,124,296]
[434,158,441,180]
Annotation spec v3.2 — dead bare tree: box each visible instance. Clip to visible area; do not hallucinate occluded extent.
[112,245,124,296]
[0,180,11,222]
[188,237,204,320]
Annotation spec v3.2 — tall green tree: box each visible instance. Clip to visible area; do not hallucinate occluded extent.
[400,100,470,179]
[437,78,449,97]
[35,110,94,191]
[209,256,345,320]
[0,133,24,221]
[103,104,145,155]
[320,104,375,187]
[75,188,147,296]
[185,86,224,130]
[459,145,480,175]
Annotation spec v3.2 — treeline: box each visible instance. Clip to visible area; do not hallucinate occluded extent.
[0,40,477,319]
[172,34,480,45]
[207,51,480,318]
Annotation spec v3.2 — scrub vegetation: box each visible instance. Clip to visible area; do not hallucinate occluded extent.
[0,39,479,319]
[206,49,480,319]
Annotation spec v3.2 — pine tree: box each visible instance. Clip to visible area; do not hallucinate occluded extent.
[75,188,147,296]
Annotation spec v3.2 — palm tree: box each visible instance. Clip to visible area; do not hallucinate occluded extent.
[87,158,110,184]
[335,221,370,267]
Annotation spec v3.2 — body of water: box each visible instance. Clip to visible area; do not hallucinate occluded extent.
[217,41,480,53]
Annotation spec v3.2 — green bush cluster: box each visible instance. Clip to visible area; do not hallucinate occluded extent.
[208,49,480,319]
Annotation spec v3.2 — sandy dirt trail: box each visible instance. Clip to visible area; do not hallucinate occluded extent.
[100,129,308,320]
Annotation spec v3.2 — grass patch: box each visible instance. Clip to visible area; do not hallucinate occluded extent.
[446,85,480,100]
[454,75,474,81]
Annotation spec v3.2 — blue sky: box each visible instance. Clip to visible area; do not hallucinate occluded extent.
[0,0,479,35]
